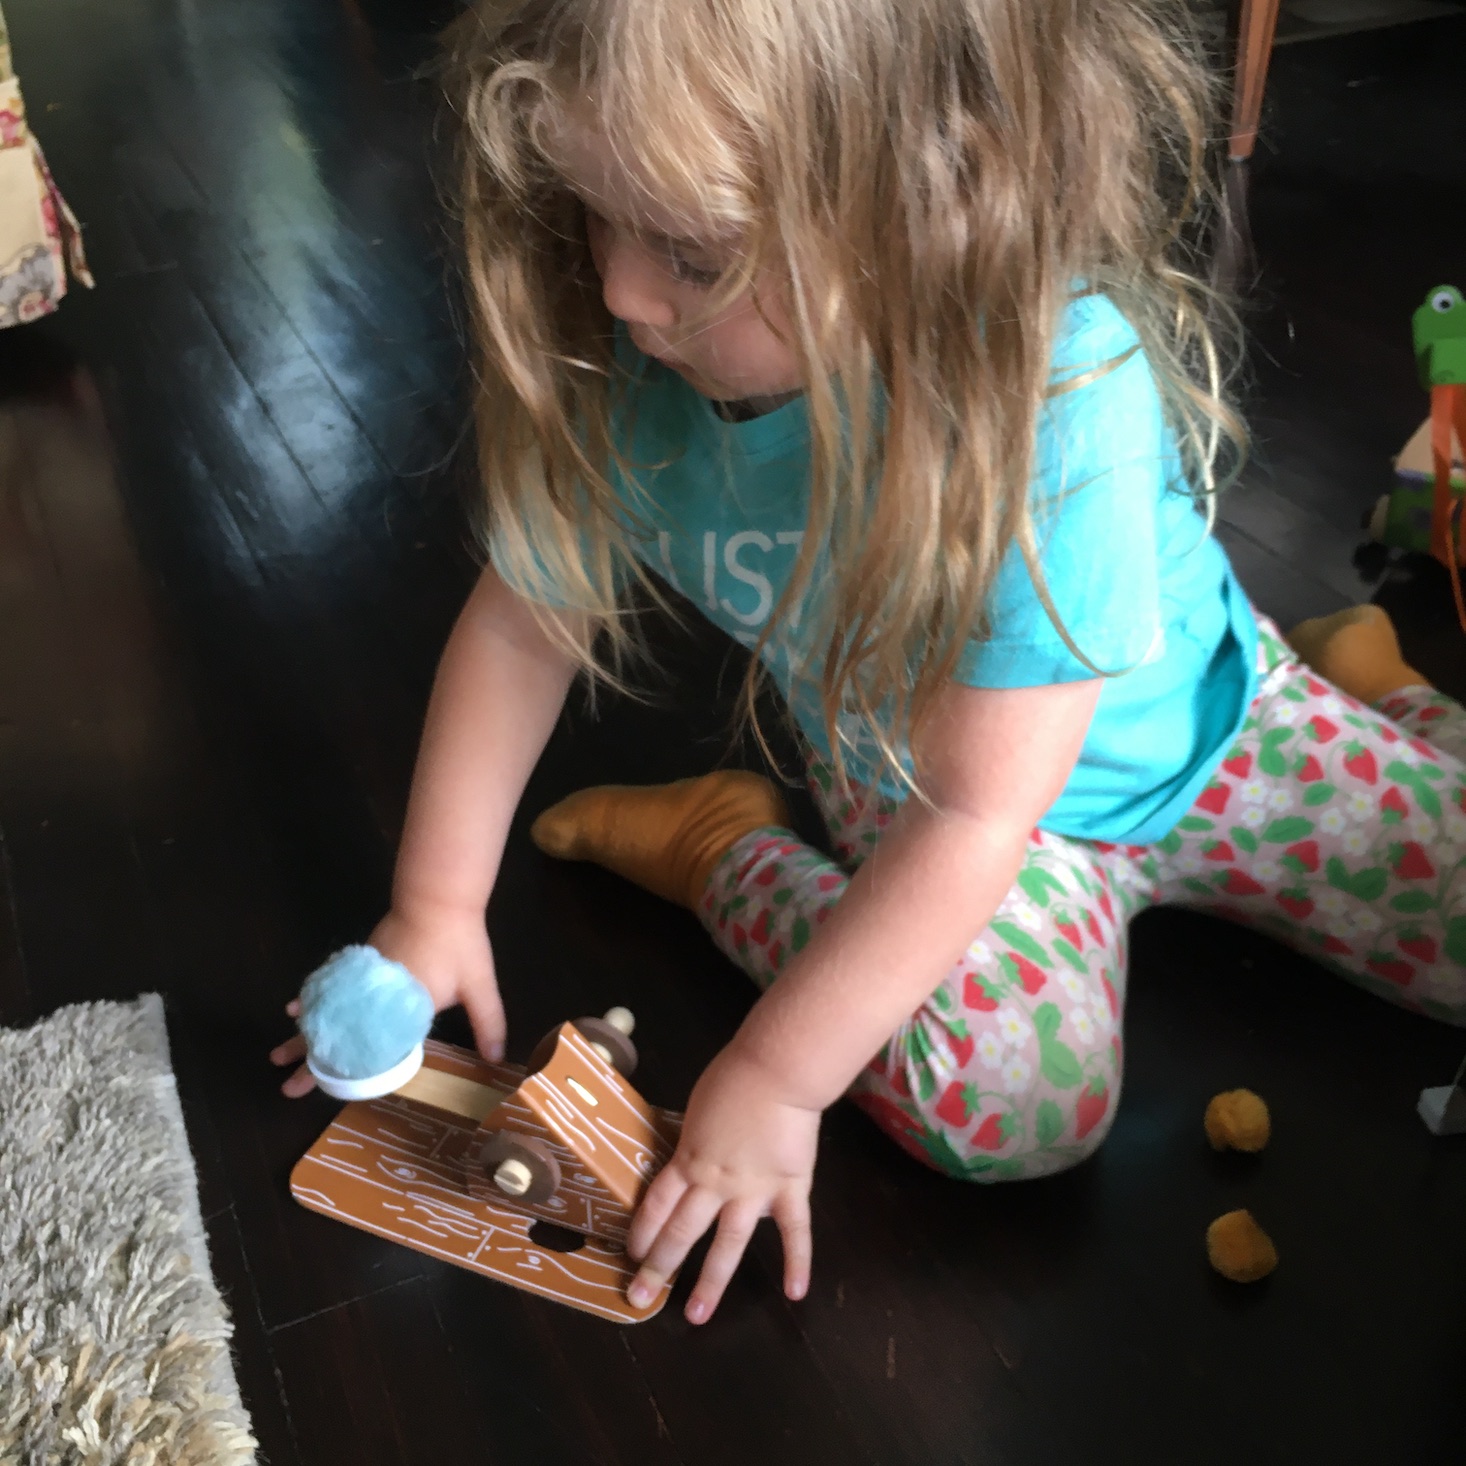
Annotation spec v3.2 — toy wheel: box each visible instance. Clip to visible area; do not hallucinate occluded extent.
[476,1132,562,1204]
[525,1009,640,1079]
[573,1016,639,1078]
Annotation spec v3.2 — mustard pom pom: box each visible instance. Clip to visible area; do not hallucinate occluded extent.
[1207,1209,1278,1283]
[1205,1089,1271,1152]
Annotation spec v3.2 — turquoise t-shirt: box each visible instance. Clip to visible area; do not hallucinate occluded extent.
[493,295,1259,844]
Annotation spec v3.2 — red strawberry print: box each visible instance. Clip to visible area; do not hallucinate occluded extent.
[1097,889,1115,925]
[1296,755,1324,783]
[816,905,831,925]
[1010,953,1047,994]
[1276,892,1314,920]
[1379,725,1399,744]
[1307,715,1339,743]
[1381,786,1408,820]
[1399,934,1438,964]
[888,1060,912,1098]
[1091,841,1117,855]
[1074,1080,1110,1141]
[1342,745,1377,784]
[935,1081,976,1129]
[754,863,781,886]
[1221,869,1265,897]
[1418,705,1446,722]
[1285,840,1319,873]
[767,940,785,970]
[1222,751,1252,778]
[1410,737,1439,763]
[962,971,999,1011]
[1305,676,1329,698]
[1055,918,1082,950]
[1101,974,1120,1020]
[732,922,749,950]
[867,1048,889,1077]
[1111,1035,1123,1070]
[1366,957,1414,987]
[1196,783,1230,815]
[970,1112,1011,1151]
[1393,842,1436,881]
[816,872,843,893]
[1203,840,1235,863]
[1084,911,1104,946]
[943,1024,975,1068]
[749,909,772,945]
[1321,934,1353,956]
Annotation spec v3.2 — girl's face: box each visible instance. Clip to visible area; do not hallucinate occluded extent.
[557,125,803,403]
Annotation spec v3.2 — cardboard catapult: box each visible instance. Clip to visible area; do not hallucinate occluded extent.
[291,1010,684,1322]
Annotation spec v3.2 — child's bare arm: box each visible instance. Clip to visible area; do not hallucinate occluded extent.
[626,676,1102,1320]
[730,676,1103,1108]
[272,565,582,1091]
[391,564,584,929]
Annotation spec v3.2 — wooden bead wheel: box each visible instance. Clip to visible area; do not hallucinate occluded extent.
[527,1006,639,1079]
[476,1132,562,1205]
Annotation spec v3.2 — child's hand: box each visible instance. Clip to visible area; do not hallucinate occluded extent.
[268,903,505,1096]
[625,1044,818,1324]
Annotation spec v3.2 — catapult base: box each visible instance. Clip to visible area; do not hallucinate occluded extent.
[290,1038,679,1323]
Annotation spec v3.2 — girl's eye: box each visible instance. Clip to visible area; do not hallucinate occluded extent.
[665,251,722,289]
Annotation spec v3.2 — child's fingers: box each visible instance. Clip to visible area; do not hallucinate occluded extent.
[280,1062,317,1098]
[270,1034,306,1067]
[684,1200,761,1325]
[772,1188,813,1301]
[285,998,301,1018]
[461,983,507,1064]
[626,1162,688,1262]
[626,1185,722,1310]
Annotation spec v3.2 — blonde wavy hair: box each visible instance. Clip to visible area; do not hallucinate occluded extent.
[447,0,1243,792]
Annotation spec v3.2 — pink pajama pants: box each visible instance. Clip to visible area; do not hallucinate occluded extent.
[697,616,1466,1179]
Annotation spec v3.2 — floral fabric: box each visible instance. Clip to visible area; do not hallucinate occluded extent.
[699,615,1466,1180]
[0,9,91,330]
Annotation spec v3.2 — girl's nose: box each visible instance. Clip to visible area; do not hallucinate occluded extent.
[598,237,676,332]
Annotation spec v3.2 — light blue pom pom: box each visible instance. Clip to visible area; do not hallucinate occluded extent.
[298,945,434,1080]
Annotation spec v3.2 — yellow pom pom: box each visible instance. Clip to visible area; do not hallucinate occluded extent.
[1204,1089,1271,1152]
[1207,1209,1278,1283]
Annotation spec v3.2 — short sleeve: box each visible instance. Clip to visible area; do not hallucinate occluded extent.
[955,297,1170,689]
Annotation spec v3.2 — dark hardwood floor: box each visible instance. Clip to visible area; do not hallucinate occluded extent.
[1,4,1463,1462]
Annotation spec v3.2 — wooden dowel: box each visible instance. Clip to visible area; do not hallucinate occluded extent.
[395,1065,504,1122]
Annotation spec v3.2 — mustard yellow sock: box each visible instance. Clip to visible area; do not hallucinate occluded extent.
[529,770,792,911]
[1285,605,1430,706]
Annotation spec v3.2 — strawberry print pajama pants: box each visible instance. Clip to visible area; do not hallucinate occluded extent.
[699,616,1466,1179]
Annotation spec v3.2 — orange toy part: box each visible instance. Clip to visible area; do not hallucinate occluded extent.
[1429,384,1466,631]
[468,1022,679,1245]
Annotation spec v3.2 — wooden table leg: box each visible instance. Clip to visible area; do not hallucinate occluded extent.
[1229,0,1282,161]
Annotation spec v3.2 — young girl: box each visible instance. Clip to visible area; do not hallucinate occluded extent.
[272,0,1466,1324]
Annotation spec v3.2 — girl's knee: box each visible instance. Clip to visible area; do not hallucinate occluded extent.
[851,1033,1124,1181]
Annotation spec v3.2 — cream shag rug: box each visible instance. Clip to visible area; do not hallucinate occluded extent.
[0,996,257,1465]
